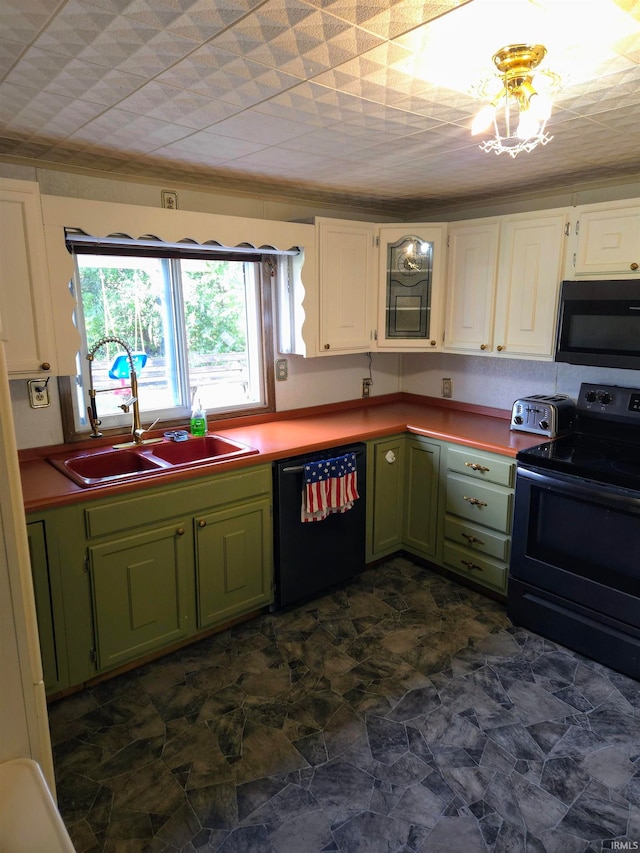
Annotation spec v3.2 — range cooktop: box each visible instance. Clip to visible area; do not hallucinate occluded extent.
[516,382,640,492]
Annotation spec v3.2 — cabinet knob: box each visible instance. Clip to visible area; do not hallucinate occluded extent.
[198,519,206,528]
[384,450,396,464]
[323,343,330,350]
[480,344,487,351]
[430,340,436,346]
[632,262,639,271]
[176,527,185,536]
[40,362,51,371]
[496,345,504,352]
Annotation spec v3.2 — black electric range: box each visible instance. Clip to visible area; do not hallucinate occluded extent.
[508,382,640,680]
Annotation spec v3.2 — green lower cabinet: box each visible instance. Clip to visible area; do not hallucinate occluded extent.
[403,437,441,559]
[440,444,515,596]
[195,498,272,630]
[367,436,405,561]
[26,521,68,693]
[442,541,508,594]
[88,521,194,671]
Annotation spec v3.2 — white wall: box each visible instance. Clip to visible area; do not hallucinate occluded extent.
[401,352,640,410]
[275,351,400,411]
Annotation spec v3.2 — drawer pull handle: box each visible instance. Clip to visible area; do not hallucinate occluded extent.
[465,462,490,472]
[198,519,207,528]
[176,527,185,536]
[462,533,485,546]
[461,560,483,572]
[463,496,487,507]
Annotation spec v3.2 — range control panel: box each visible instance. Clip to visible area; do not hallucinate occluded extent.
[579,383,640,423]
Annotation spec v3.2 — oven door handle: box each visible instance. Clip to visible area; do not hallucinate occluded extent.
[517,465,640,510]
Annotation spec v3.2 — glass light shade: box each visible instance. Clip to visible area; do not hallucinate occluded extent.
[472,103,497,135]
[516,109,540,140]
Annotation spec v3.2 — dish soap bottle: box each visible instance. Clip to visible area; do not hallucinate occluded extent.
[190,399,207,436]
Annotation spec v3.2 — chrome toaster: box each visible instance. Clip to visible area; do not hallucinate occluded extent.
[510,394,576,437]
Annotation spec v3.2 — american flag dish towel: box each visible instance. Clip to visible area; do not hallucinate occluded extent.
[301,452,359,522]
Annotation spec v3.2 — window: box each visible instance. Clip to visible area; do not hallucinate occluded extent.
[65,236,278,439]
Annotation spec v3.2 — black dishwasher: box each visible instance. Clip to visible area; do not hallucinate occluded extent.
[272,442,366,609]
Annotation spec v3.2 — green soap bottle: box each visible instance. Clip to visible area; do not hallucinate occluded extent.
[190,399,207,436]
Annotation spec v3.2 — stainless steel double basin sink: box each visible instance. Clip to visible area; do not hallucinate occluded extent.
[48,435,258,488]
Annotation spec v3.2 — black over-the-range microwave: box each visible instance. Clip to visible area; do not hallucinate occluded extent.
[555,279,640,370]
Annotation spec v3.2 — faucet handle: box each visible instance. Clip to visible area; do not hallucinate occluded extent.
[133,416,161,444]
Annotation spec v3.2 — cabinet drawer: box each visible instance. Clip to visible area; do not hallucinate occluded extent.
[447,446,515,488]
[443,541,507,593]
[85,466,271,538]
[446,473,512,533]
[444,515,510,562]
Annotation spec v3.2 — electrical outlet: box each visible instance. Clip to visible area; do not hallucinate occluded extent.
[362,378,372,398]
[275,358,288,381]
[441,377,453,399]
[27,378,51,408]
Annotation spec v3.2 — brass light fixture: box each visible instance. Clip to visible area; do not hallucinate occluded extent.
[472,43,560,157]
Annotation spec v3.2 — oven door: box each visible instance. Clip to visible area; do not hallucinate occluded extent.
[508,464,640,678]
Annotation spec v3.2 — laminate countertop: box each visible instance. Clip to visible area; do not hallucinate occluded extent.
[20,395,545,513]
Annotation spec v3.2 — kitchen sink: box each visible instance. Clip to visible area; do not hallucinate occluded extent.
[49,448,168,487]
[148,435,258,465]
[48,435,258,487]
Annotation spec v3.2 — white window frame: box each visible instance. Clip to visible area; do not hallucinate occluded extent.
[65,236,281,438]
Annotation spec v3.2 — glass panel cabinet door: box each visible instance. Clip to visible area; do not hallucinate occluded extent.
[386,235,433,339]
[377,224,447,350]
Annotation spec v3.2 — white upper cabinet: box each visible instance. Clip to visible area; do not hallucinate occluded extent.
[445,210,567,360]
[566,200,640,278]
[493,211,567,359]
[317,218,377,354]
[444,219,500,354]
[376,223,448,350]
[0,179,58,377]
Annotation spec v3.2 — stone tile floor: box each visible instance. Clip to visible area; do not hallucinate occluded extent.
[50,557,640,852]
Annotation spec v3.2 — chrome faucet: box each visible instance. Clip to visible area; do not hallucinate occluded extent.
[86,336,159,446]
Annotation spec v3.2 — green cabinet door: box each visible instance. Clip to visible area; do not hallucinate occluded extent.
[367,436,405,560]
[89,521,193,671]
[195,498,273,630]
[26,521,66,693]
[404,437,441,559]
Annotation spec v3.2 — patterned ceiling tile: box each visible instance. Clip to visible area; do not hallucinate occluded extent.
[1,84,105,137]
[79,21,199,75]
[117,81,241,129]
[69,109,194,152]
[32,0,117,59]
[302,0,471,39]
[156,45,302,108]
[202,107,314,144]
[0,37,27,79]
[209,0,384,78]
[155,129,267,164]
[0,0,639,215]
[4,46,148,107]
[0,0,65,46]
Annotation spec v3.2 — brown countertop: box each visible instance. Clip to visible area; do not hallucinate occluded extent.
[20,394,545,513]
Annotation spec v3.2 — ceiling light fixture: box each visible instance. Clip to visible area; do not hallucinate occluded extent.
[471,43,561,157]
